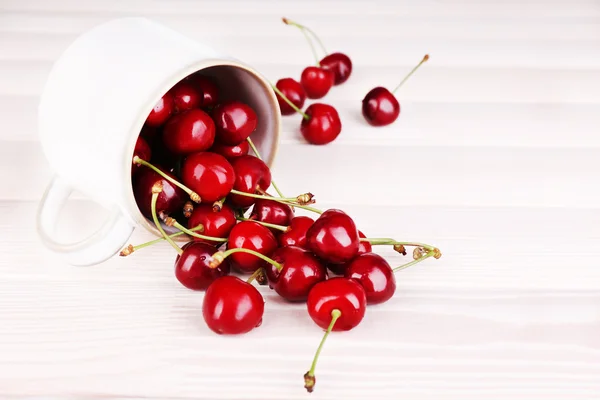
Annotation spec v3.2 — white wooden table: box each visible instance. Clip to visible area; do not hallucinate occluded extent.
[1,1,600,398]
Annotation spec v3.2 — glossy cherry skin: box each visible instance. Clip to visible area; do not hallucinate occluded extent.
[212,101,258,145]
[175,242,230,290]
[210,140,249,160]
[320,52,353,85]
[327,230,371,275]
[145,91,174,127]
[189,74,219,109]
[300,66,334,99]
[188,203,237,245]
[133,167,186,218]
[181,152,235,203]
[362,87,400,127]
[229,155,272,207]
[132,136,151,174]
[279,216,314,249]
[307,209,359,264]
[300,103,342,145]
[163,109,215,155]
[202,276,264,334]
[250,199,294,232]
[275,78,306,115]
[169,81,202,112]
[227,221,277,273]
[307,277,366,331]
[265,246,327,302]
[345,253,396,305]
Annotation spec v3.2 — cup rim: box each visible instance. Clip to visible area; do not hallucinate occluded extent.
[124,58,281,239]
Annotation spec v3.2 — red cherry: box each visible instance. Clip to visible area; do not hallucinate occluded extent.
[265,246,327,301]
[169,81,202,113]
[227,221,277,273]
[250,199,294,232]
[132,136,151,174]
[181,152,235,203]
[361,87,400,127]
[229,155,272,207]
[344,253,396,305]
[301,66,334,99]
[133,166,186,218]
[275,78,306,115]
[163,109,215,155]
[320,52,352,85]
[279,216,314,249]
[307,209,359,264]
[326,230,371,275]
[300,103,341,145]
[210,141,249,160]
[307,277,366,331]
[357,231,372,254]
[175,242,230,290]
[188,203,236,245]
[145,92,174,127]
[189,74,219,109]
[202,276,264,334]
[212,101,258,145]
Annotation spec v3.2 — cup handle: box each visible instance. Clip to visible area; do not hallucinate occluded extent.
[36,176,135,266]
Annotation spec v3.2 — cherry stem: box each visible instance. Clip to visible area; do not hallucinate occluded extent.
[237,216,288,232]
[229,189,309,205]
[120,225,204,256]
[169,219,228,243]
[150,185,182,256]
[393,249,435,272]
[220,248,283,271]
[304,309,341,393]
[133,156,201,203]
[283,17,328,56]
[246,137,285,198]
[280,201,323,214]
[246,268,265,284]
[392,54,430,94]
[361,238,436,251]
[270,84,310,120]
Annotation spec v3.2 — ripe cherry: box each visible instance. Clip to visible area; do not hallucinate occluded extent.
[301,104,341,145]
[202,276,264,334]
[145,91,174,127]
[279,216,314,249]
[169,80,202,112]
[132,136,151,174]
[307,209,359,264]
[210,140,249,160]
[181,152,235,203]
[229,155,272,207]
[362,55,429,127]
[212,101,257,145]
[326,230,371,275]
[188,203,236,245]
[189,74,219,109]
[175,241,230,290]
[304,277,367,392]
[320,52,352,85]
[300,66,334,99]
[265,246,327,301]
[133,166,186,218]
[344,252,396,304]
[250,199,294,233]
[163,109,215,155]
[227,221,277,273]
[275,78,306,115]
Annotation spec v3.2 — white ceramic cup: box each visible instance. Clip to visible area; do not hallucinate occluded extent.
[37,17,281,266]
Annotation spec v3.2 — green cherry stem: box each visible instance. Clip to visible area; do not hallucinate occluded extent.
[283,17,328,56]
[150,182,182,256]
[246,268,265,284]
[246,137,286,198]
[237,217,288,232]
[280,201,323,215]
[133,156,201,203]
[229,189,314,206]
[360,238,436,251]
[161,216,228,243]
[304,309,341,393]
[282,17,322,65]
[210,248,283,271]
[392,54,430,94]
[271,84,310,121]
[119,225,204,256]
[393,250,436,273]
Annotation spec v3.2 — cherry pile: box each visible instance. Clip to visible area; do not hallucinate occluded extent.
[123,57,441,394]
[273,18,429,145]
